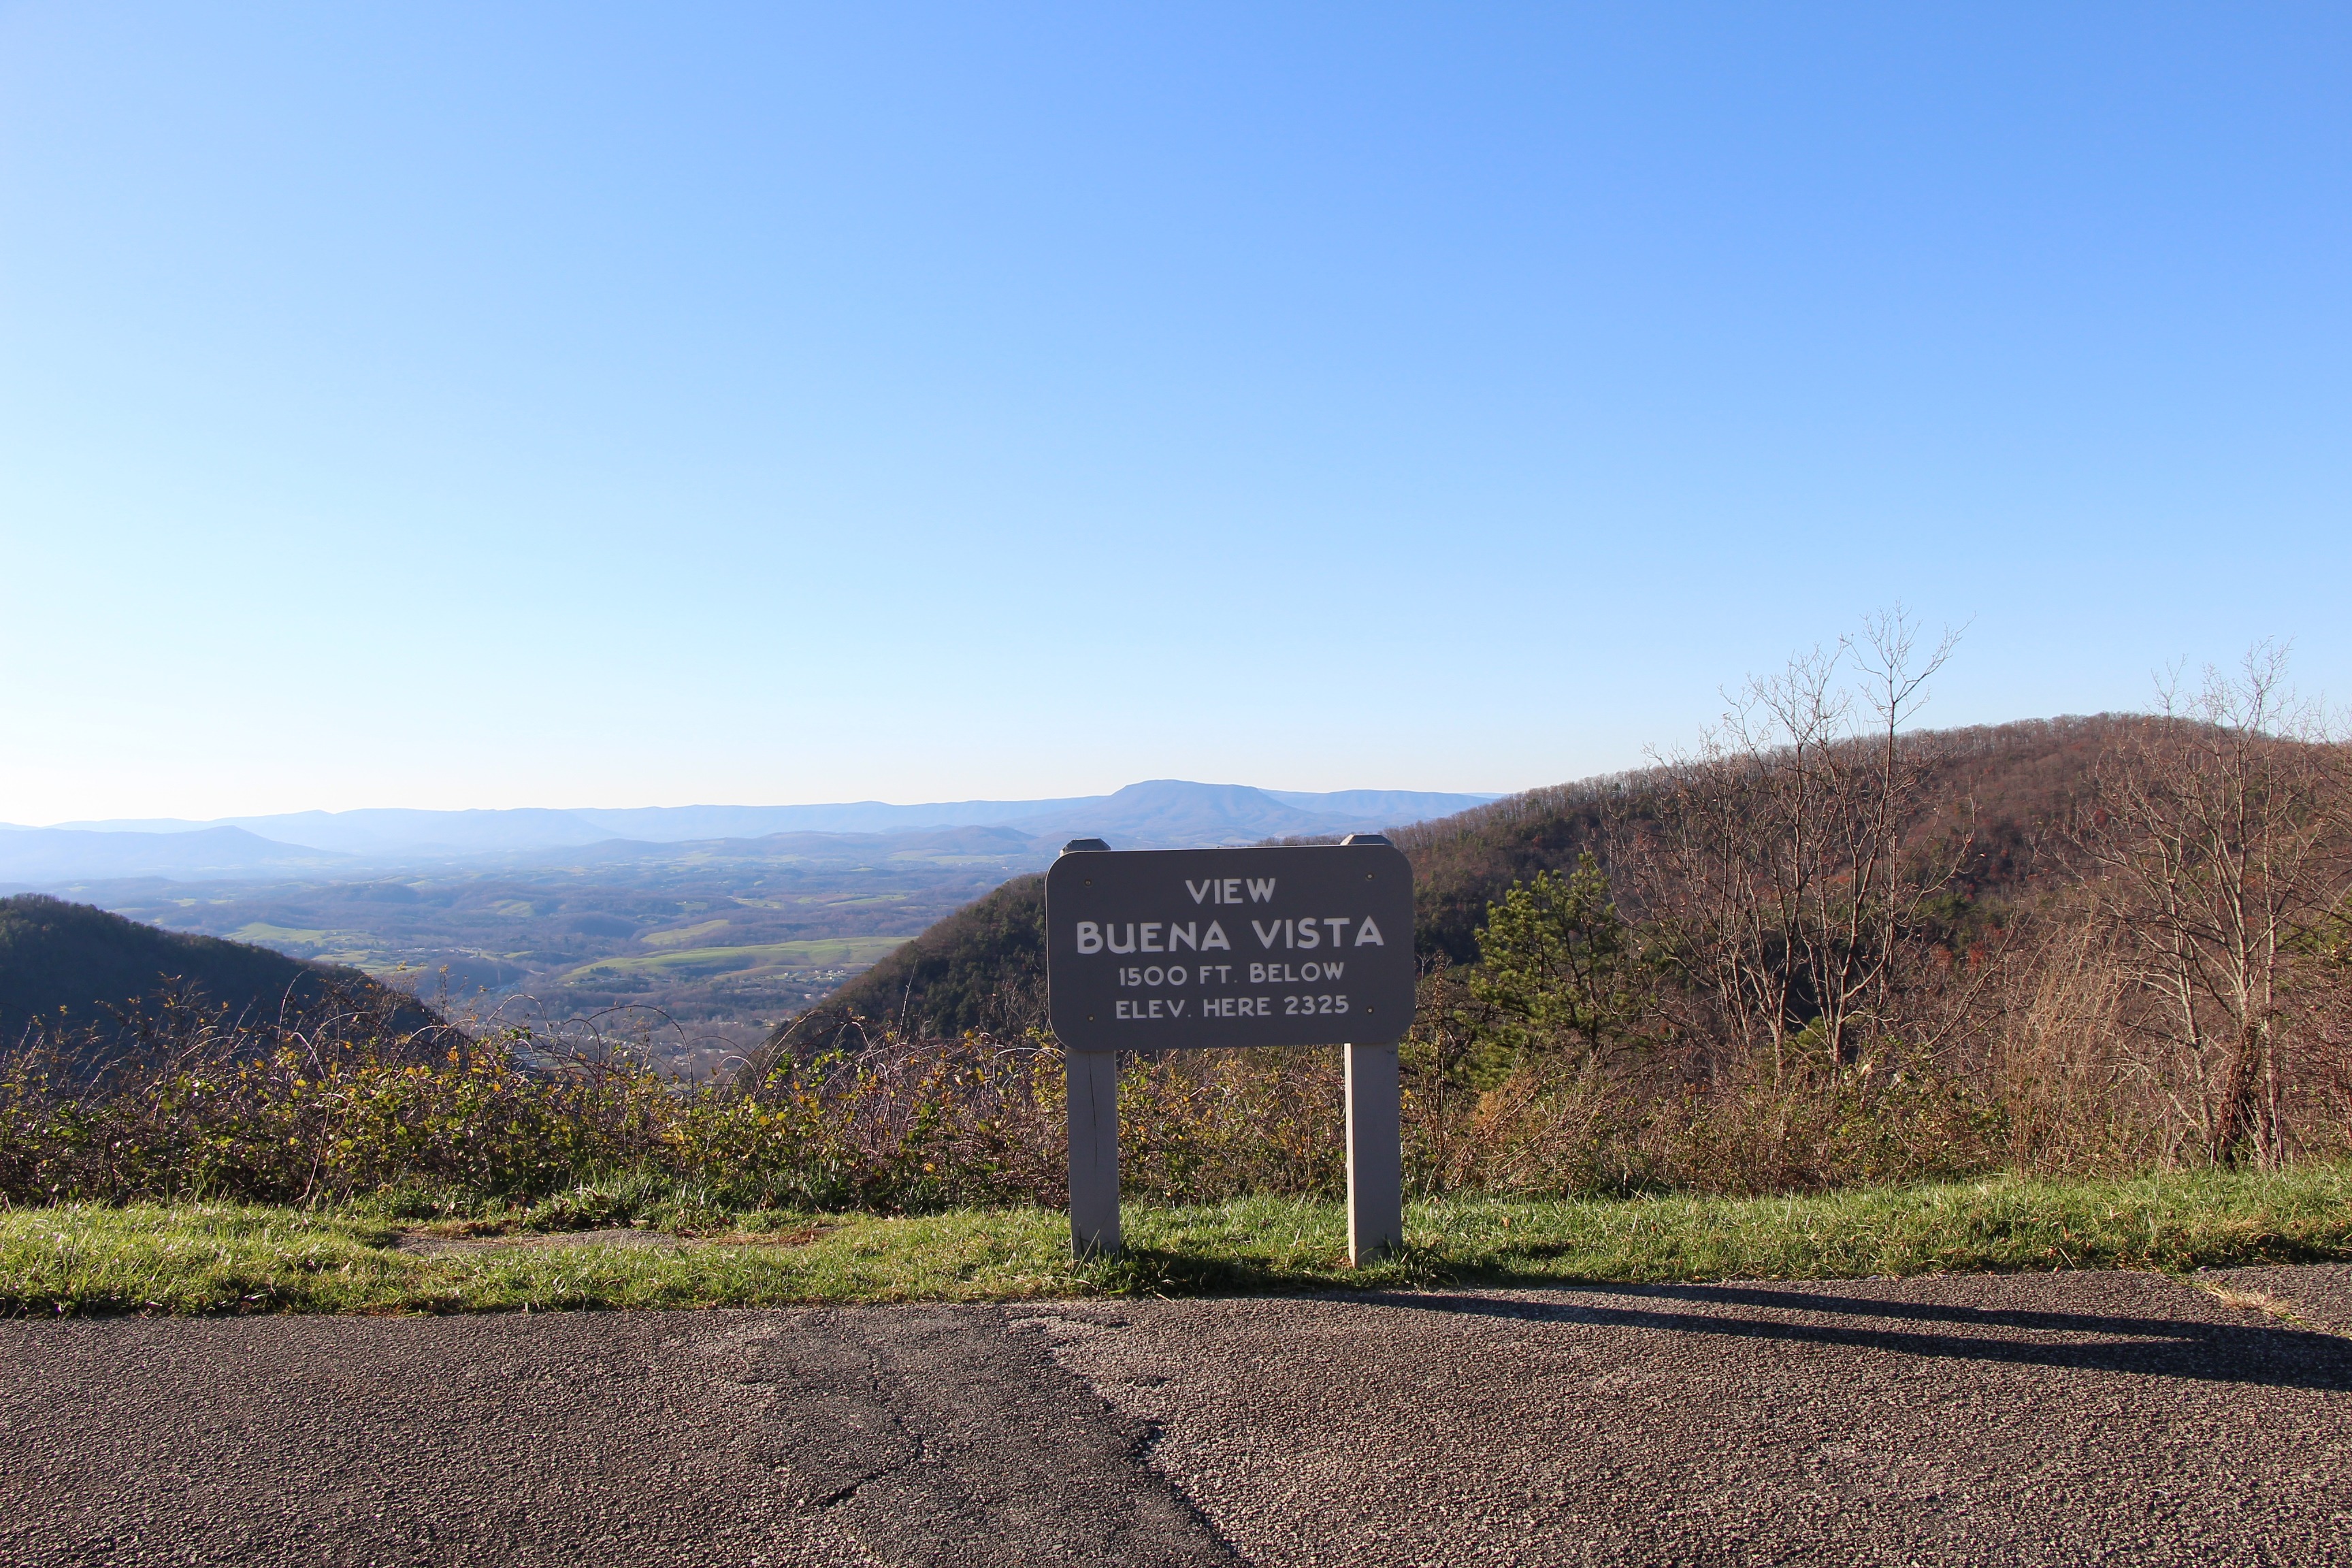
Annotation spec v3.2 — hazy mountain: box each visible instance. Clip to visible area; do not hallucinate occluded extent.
[1004,780,1378,845]
[496,823,1050,870]
[231,808,609,857]
[28,783,1501,872]
[566,787,1496,841]
[564,800,1104,839]
[42,807,612,857]
[0,826,352,885]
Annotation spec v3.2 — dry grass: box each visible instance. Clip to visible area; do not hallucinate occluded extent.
[2191,1281,2315,1327]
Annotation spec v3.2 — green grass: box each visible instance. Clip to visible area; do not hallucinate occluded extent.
[6,1165,2349,1317]
[0,1206,1087,1316]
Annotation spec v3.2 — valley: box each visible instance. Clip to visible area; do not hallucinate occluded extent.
[47,830,1043,1074]
[6,783,1496,1075]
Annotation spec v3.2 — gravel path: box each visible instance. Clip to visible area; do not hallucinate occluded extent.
[5,1265,2348,1566]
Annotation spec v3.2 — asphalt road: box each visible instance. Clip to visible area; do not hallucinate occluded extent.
[5,1265,2349,1567]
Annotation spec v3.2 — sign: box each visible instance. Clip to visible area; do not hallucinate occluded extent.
[1045,840,1416,1052]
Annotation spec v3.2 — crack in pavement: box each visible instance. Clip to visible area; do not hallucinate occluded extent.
[754,1305,1237,1567]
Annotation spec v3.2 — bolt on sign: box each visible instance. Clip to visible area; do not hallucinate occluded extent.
[1047,836,1416,1265]
[1047,841,1416,1049]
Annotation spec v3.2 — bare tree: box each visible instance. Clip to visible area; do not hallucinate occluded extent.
[2076,644,2351,1165]
[1630,610,1968,1080]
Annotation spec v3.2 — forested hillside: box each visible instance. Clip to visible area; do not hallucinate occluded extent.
[0,894,434,1051]
[745,651,2351,1186]
[764,876,1047,1054]
[1399,714,2116,964]
[766,715,2122,1051]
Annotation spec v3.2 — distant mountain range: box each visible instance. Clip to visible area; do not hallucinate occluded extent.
[0,826,359,883]
[1,782,1499,885]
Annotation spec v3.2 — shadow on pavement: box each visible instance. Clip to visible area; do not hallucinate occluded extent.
[1349,1282,2352,1391]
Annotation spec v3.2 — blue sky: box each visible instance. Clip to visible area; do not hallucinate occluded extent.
[3,3,2346,821]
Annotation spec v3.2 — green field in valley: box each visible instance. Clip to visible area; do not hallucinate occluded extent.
[558,935,911,983]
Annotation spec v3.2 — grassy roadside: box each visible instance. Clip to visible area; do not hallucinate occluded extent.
[5,1164,2349,1317]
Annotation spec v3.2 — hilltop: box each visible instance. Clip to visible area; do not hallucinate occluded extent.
[0,895,436,1056]
[755,716,2142,1060]
[1396,715,2117,964]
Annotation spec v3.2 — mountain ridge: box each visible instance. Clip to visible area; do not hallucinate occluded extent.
[12,782,1501,881]
[0,826,354,883]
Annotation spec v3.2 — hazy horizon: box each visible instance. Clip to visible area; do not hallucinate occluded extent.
[8,781,1509,835]
[0,779,1510,889]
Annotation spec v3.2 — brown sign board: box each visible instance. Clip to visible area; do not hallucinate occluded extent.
[1045,840,1416,1052]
